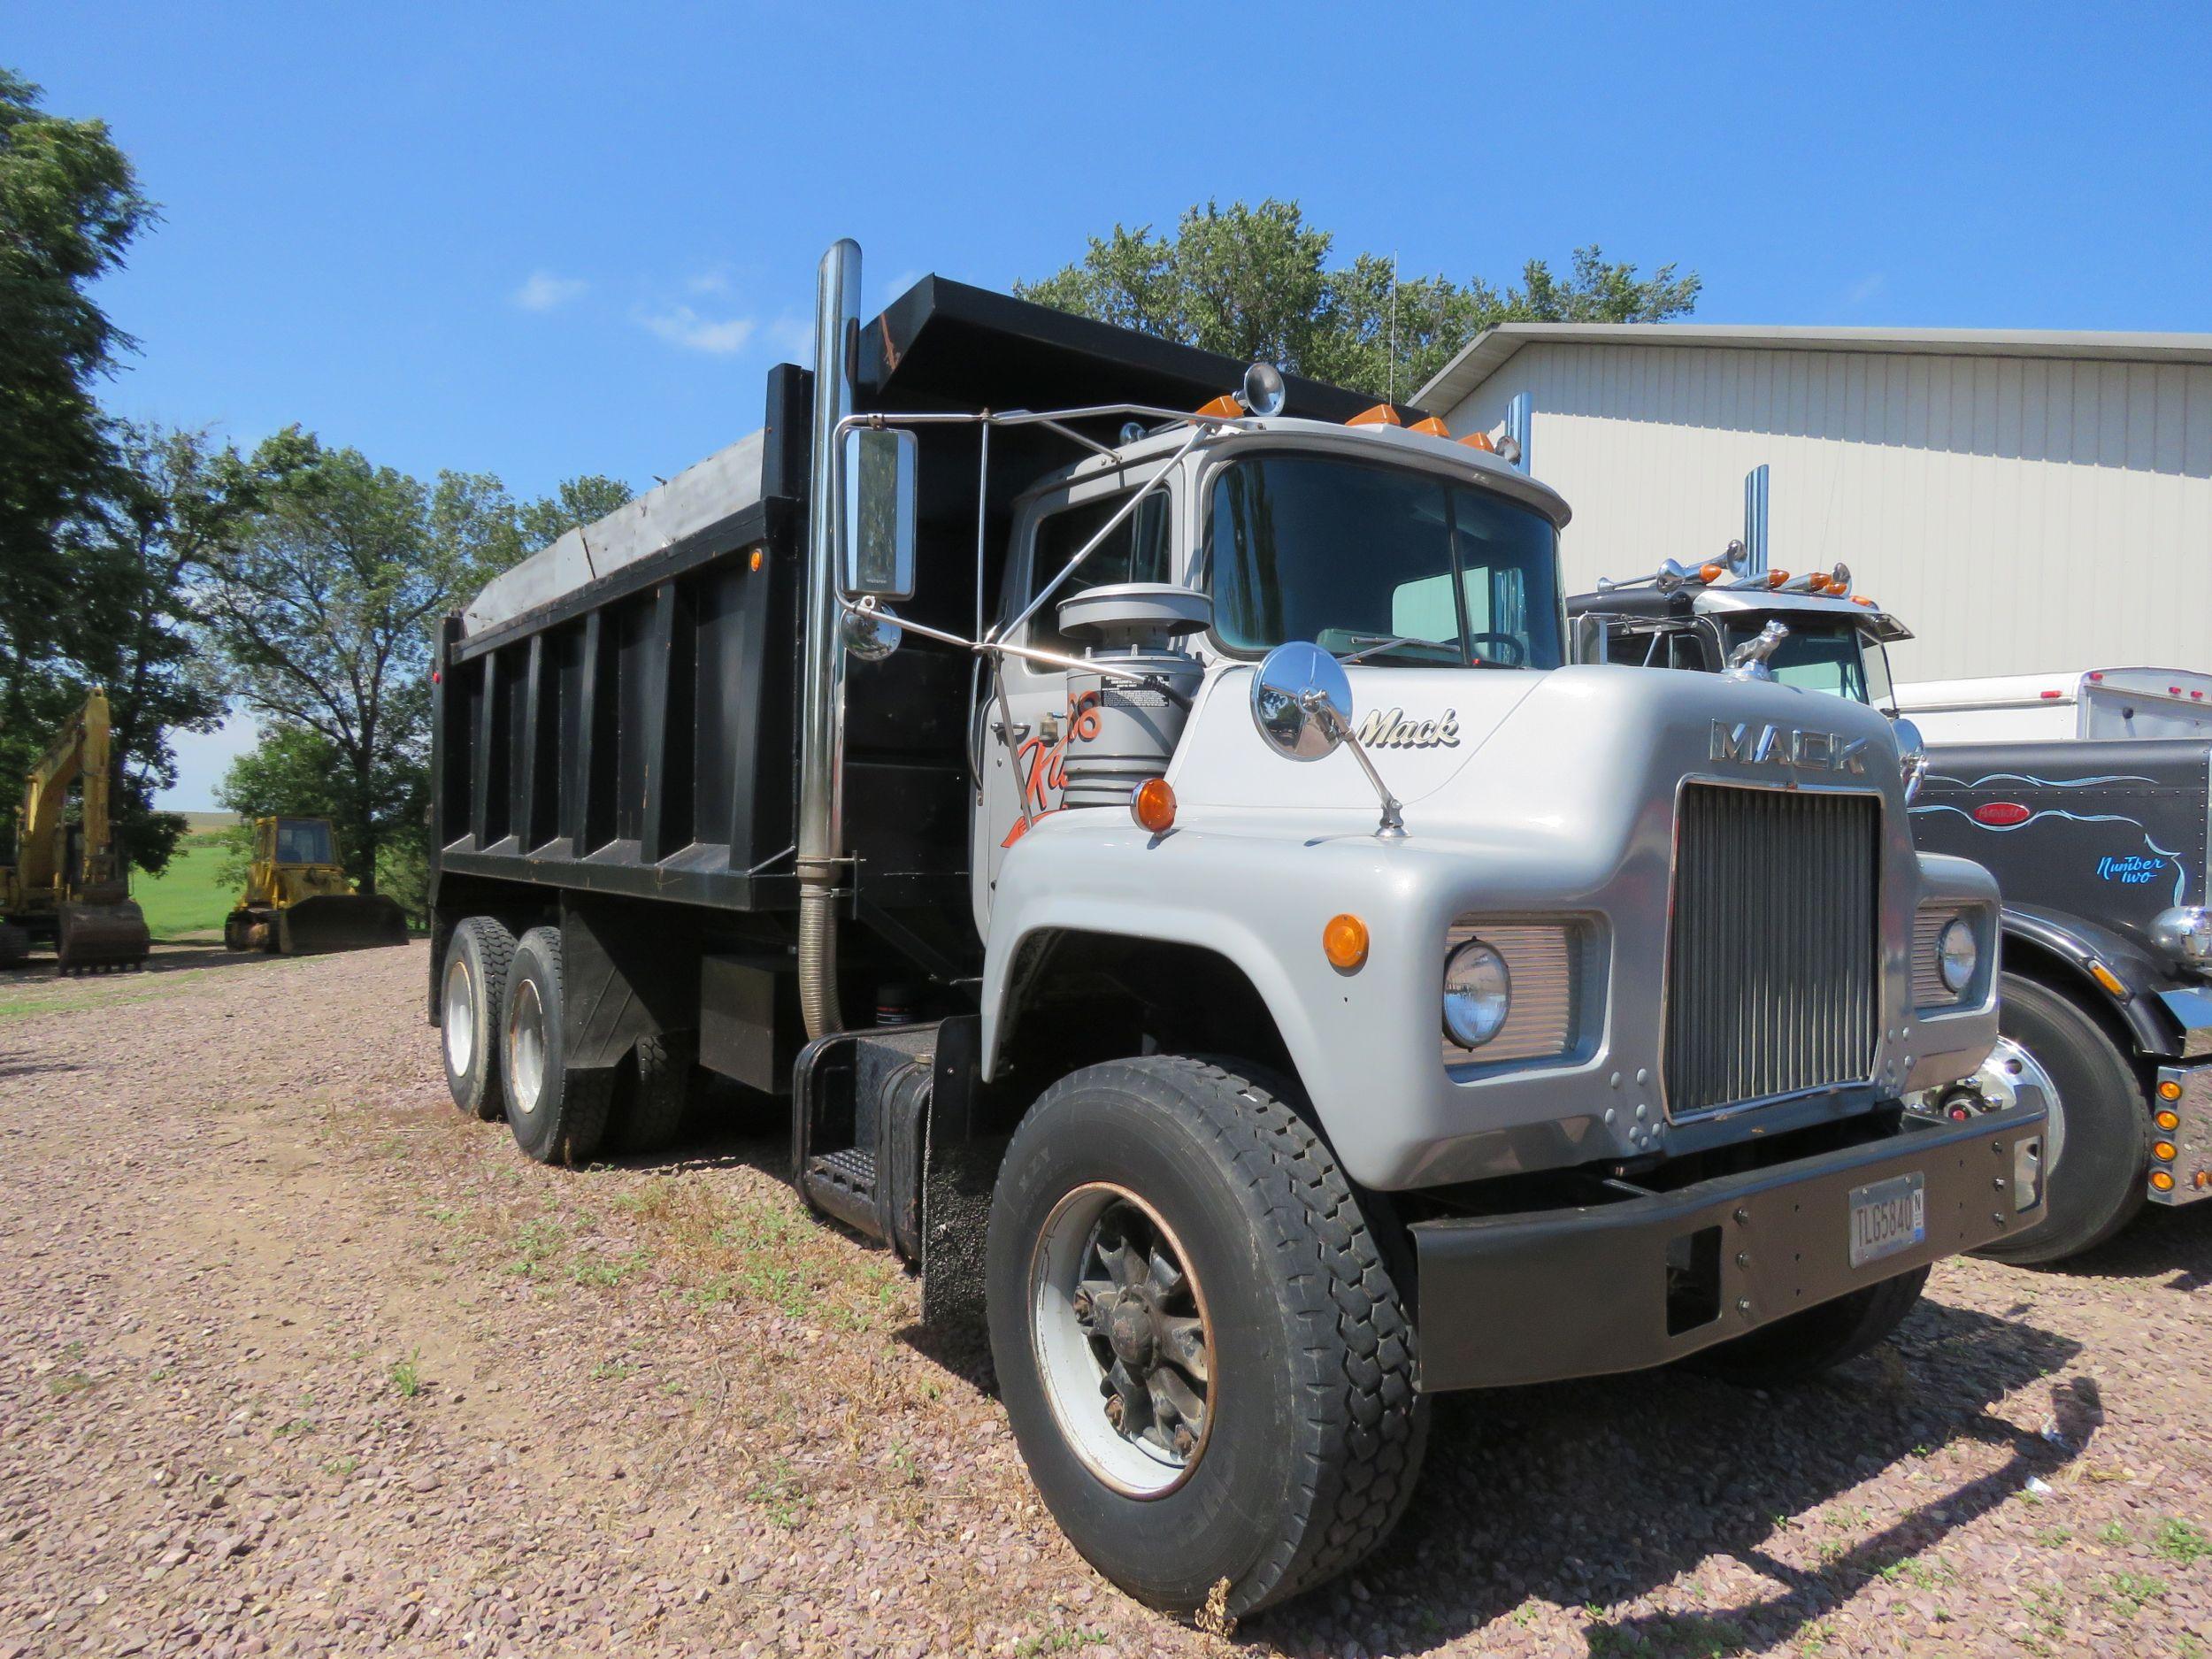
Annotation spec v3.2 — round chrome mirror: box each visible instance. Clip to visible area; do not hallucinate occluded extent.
[1240,361,1287,419]
[1251,641,1354,761]
[841,601,903,664]
[1893,717,1929,803]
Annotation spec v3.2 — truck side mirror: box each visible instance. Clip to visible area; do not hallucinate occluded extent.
[841,426,917,600]
[1251,641,1354,760]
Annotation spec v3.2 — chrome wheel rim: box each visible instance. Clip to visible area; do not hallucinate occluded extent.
[1983,1035,2065,1173]
[507,979,546,1118]
[442,955,475,1077]
[1029,1182,1214,1499]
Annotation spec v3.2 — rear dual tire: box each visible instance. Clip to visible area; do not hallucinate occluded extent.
[987,1056,1426,1619]
[499,926,614,1166]
[442,918,514,1121]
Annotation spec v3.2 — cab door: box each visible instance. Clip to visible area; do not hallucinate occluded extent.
[971,467,1180,935]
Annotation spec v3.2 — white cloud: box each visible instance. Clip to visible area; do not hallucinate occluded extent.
[764,313,815,363]
[639,303,757,356]
[513,270,588,312]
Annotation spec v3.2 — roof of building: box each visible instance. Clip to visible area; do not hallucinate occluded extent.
[1414,322,2212,415]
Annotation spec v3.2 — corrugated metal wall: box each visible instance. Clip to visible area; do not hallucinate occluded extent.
[1442,345,2212,680]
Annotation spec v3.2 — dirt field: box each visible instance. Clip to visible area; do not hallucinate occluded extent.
[2,942,2207,1658]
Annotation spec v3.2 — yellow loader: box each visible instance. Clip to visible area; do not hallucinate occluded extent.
[0,689,151,973]
[223,817,409,955]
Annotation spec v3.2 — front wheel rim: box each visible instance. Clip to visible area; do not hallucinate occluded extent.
[1029,1182,1215,1499]
[507,979,547,1118]
[1984,1035,2065,1173]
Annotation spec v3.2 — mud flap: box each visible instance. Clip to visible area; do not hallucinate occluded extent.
[275,895,410,955]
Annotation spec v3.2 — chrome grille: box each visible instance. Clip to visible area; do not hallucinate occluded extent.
[1442,923,1585,1067]
[1912,908,1962,1008]
[1664,785,1880,1117]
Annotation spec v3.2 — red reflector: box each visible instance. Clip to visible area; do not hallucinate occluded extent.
[1973,802,2032,827]
[2039,690,2062,699]
[2087,672,2103,681]
[432,670,442,684]
[2172,686,2185,695]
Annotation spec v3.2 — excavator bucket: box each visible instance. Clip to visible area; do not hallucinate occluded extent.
[56,899,150,974]
[274,893,410,955]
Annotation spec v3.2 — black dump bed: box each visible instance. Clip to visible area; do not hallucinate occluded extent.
[430,277,1386,954]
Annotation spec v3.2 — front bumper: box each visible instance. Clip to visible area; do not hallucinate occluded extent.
[2150,1062,2212,1205]
[1410,1100,2047,1391]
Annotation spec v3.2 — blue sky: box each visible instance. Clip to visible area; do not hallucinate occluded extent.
[16,1,2211,806]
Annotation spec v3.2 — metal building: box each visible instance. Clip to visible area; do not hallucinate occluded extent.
[1416,326,2212,679]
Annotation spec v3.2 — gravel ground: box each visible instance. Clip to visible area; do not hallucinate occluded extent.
[1,941,2207,1658]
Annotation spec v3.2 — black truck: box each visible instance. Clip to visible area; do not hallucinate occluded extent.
[1570,560,2210,1261]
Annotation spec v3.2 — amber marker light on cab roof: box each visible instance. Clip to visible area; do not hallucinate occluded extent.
[1323,914,1370,972]
[1460,431,1496,452]
[1196,393,1242,419]
[1130,777,1177,835]
[1408,416,1450,437]
[1347,404,1403,428]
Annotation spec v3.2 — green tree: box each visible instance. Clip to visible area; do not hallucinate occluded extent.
[0,67,155,841]
[1018,198,1701,403]
[204,447,630,901]
[55,423,300,875]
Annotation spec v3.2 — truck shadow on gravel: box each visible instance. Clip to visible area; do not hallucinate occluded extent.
[2039,1201,2212,1291]
[1248,1299,2089,1657]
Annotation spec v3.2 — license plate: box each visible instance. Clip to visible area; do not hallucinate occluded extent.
[1848,1172,1926,1267]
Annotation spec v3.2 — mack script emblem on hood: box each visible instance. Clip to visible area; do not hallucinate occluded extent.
[1356,708,1461,749]
[1710,720,1870,774]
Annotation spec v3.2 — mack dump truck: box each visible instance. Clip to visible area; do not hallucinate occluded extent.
[1570,557,2212,1263]
[427,242,2043,1617]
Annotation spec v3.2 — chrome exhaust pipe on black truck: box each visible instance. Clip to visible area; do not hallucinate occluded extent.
[797,238,862,1040]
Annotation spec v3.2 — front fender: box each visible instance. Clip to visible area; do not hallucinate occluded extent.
[2003,902,2186,1057]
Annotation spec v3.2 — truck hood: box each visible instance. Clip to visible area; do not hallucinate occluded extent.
[1166,662,1911,833]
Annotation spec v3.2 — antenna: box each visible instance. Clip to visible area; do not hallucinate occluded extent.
[1387,251,1400,405]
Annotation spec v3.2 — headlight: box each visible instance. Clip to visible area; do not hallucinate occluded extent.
[2151,906,2212,971]
[1938,916,1978,994]
[1443,939,1512,1048]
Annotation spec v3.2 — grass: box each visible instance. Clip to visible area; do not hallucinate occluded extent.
[388,1351,424,1398]
[2154,1517,2210,1567]
[132,829,236,941]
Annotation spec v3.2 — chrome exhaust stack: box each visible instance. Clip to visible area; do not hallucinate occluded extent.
[797,239,862,1039]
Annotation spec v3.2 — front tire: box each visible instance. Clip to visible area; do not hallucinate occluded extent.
[500,926,612,1165]
[442,918,514,1120]
[1690,1265,1930,1386]
[986,1056,1426,1618]
[1977,972,2149,1264]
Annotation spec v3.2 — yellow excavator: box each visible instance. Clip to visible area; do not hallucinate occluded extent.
[0,689,152,973]
[222,816,409,954]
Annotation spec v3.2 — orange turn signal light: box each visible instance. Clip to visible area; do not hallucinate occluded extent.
[1460,431,1496,452]
[1852,595,1878,608]
[1130,778,1177,834]
[2159,1079,2183,1101]
[1698,563,1726,583]
[1323,913,1370,972]
[749,548,764,572]
[1408,415,1450,437]
[1196,393,1243,419]
[2089,961,2129,998]
[2152,1170,2177,1192]
[1764,569,1791,588]
[2157,1109,2182,1132]
[1347,403,1403,428]
[2154,1141,2179,1163]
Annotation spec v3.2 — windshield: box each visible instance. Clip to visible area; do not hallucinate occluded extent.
[1725,624,1886,703]
[1207,452,1563,668]
[275,818,334,864]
